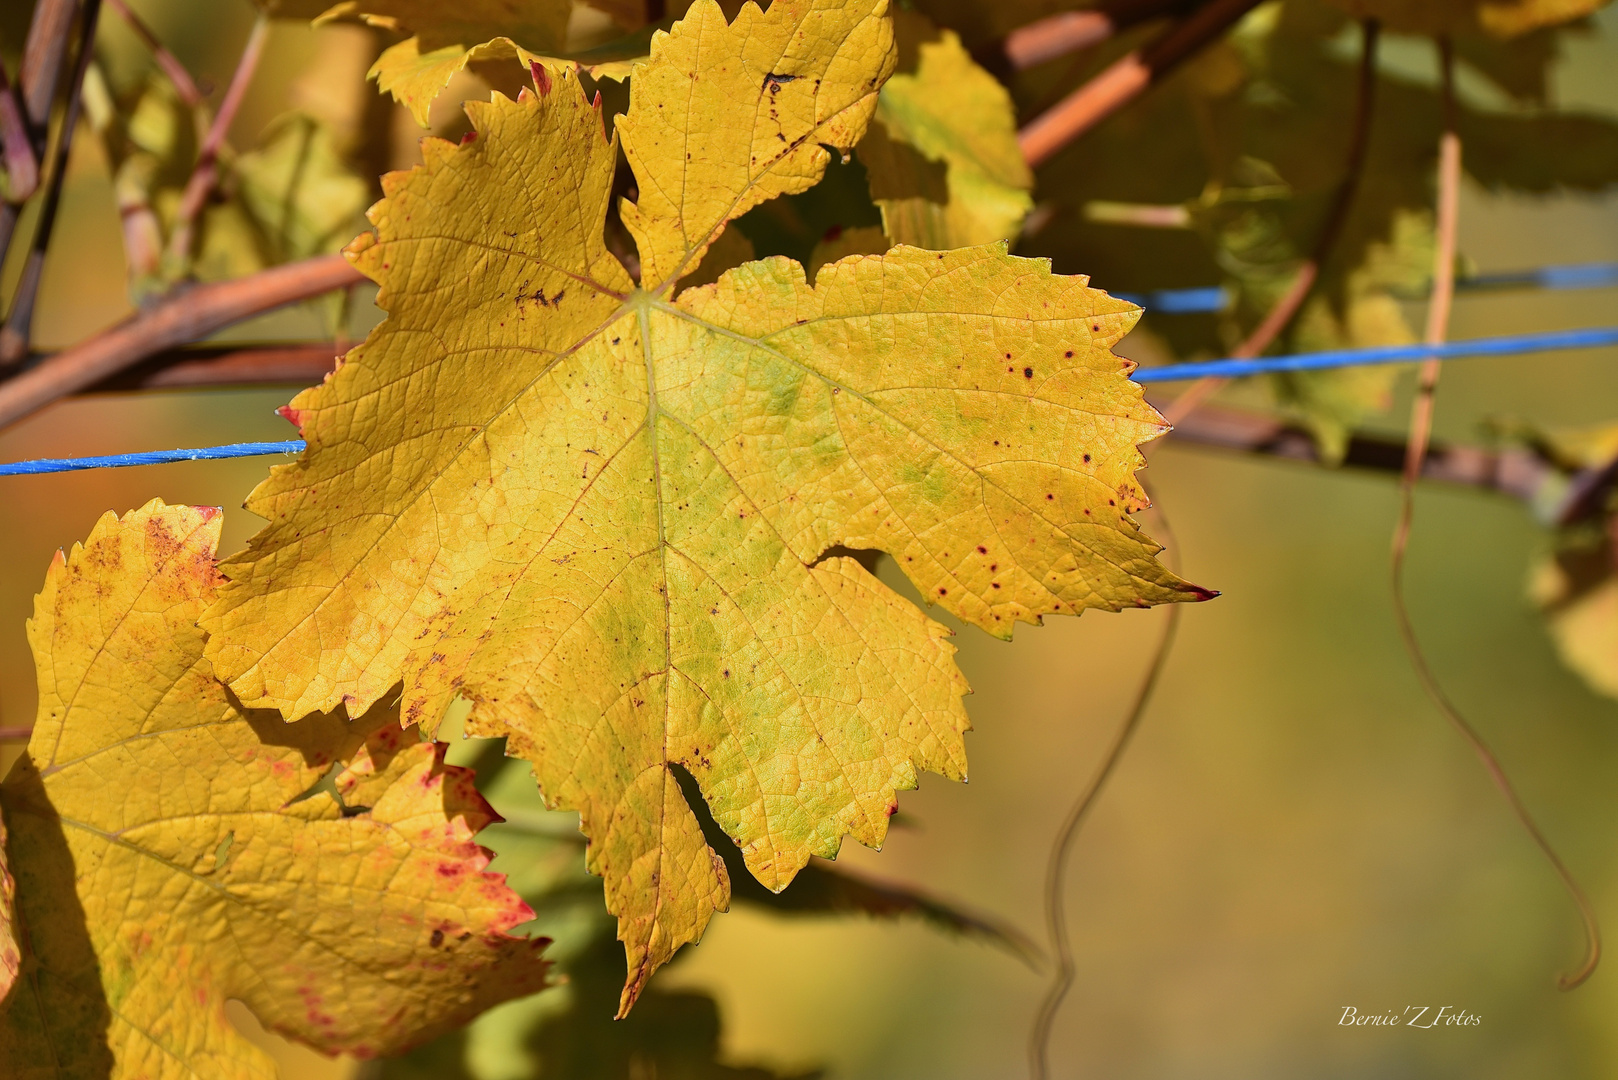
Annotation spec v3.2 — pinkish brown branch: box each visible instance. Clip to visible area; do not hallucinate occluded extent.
[0,0,84,267]
[993,0,1197,74]
[167,12,269,265]
[106,0,204,108]
[1,0,103,367]
[0,61,39,202]
[1163,18,1380,425]
[0,254,364,430]
[1018,0,1264,168]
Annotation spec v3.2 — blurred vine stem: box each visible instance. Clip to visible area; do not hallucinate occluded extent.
[0,62,40,205]
[1162,17,1380,426]
[104,0,204,109]
[1018,0,1264,168]
[166,11,270,267]
[1028,501,1184,1080]
[1391,37,1600,991]
[0,0,101,367]
[0,0,81,266]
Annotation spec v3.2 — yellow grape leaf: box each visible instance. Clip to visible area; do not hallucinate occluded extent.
[371,35,642,128]
[1533,558,1618,701]
[1274,211,1434,462]
[202,0,1208,1014]
[1325,0,1610,37]
[0,501,550,1077]
[281,0,647,127]
[236,113,372,262]
[1527,423,1618,702]
[858,10,1032,249]
[616,0,895,287]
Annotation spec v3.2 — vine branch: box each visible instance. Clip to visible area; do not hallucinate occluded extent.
[106,0,204,108]
[166,12,269,266]
[0,0,85,280]
[1390,38,1600,992]
[0,254,363,429]
[977,0,1196,78]
[0,61,39,202]
[1164,18,1380,425]
[1018,0,1264,168]
[0,0,102,367]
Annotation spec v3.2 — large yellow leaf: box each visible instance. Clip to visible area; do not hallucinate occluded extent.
[202,0,1209,1014]
[858,10,1032,250]
[0,501,549,1078]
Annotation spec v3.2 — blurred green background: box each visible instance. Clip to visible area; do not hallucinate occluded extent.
[2,2,1617,1078]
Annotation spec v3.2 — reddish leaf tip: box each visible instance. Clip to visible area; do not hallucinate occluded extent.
[530,61,552,96]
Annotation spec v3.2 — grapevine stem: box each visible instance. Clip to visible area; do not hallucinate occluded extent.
[105,0,204,108]
[167,12,269,266]
[0,0,102,367]
[1018,0,1262,168]
[0,60,40,202]
[0,254,363,430]
[981,0,1195,78]
[0,0,89,303]
[1028,504,1184,1080]
[1163,18,1380,426]
[1390,37,1600,992]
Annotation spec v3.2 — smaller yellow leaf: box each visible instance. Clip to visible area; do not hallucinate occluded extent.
[1532,559,1618,702]
[236,112,371,262]
[0,501,551,1077]
[858,10,1032,250]
[617,0,895,289]
[371,35,641,128]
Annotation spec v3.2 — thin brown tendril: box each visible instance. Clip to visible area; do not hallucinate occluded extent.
[1391,35,1599,992]
[1028,503,1184,1079]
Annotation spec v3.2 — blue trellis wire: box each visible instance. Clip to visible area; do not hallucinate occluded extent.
[1132,325,1618,383]
[0,440,305,476]
[1115,260,1618,314]
[2,324,1615,478]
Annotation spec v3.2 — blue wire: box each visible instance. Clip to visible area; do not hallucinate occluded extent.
[1462,262,1618,292]
[1132,325,1618,383]
[1113,286,1231,314]
[0,440,305,477]
[1,325,1615,477]
[1118,261,1618,315]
